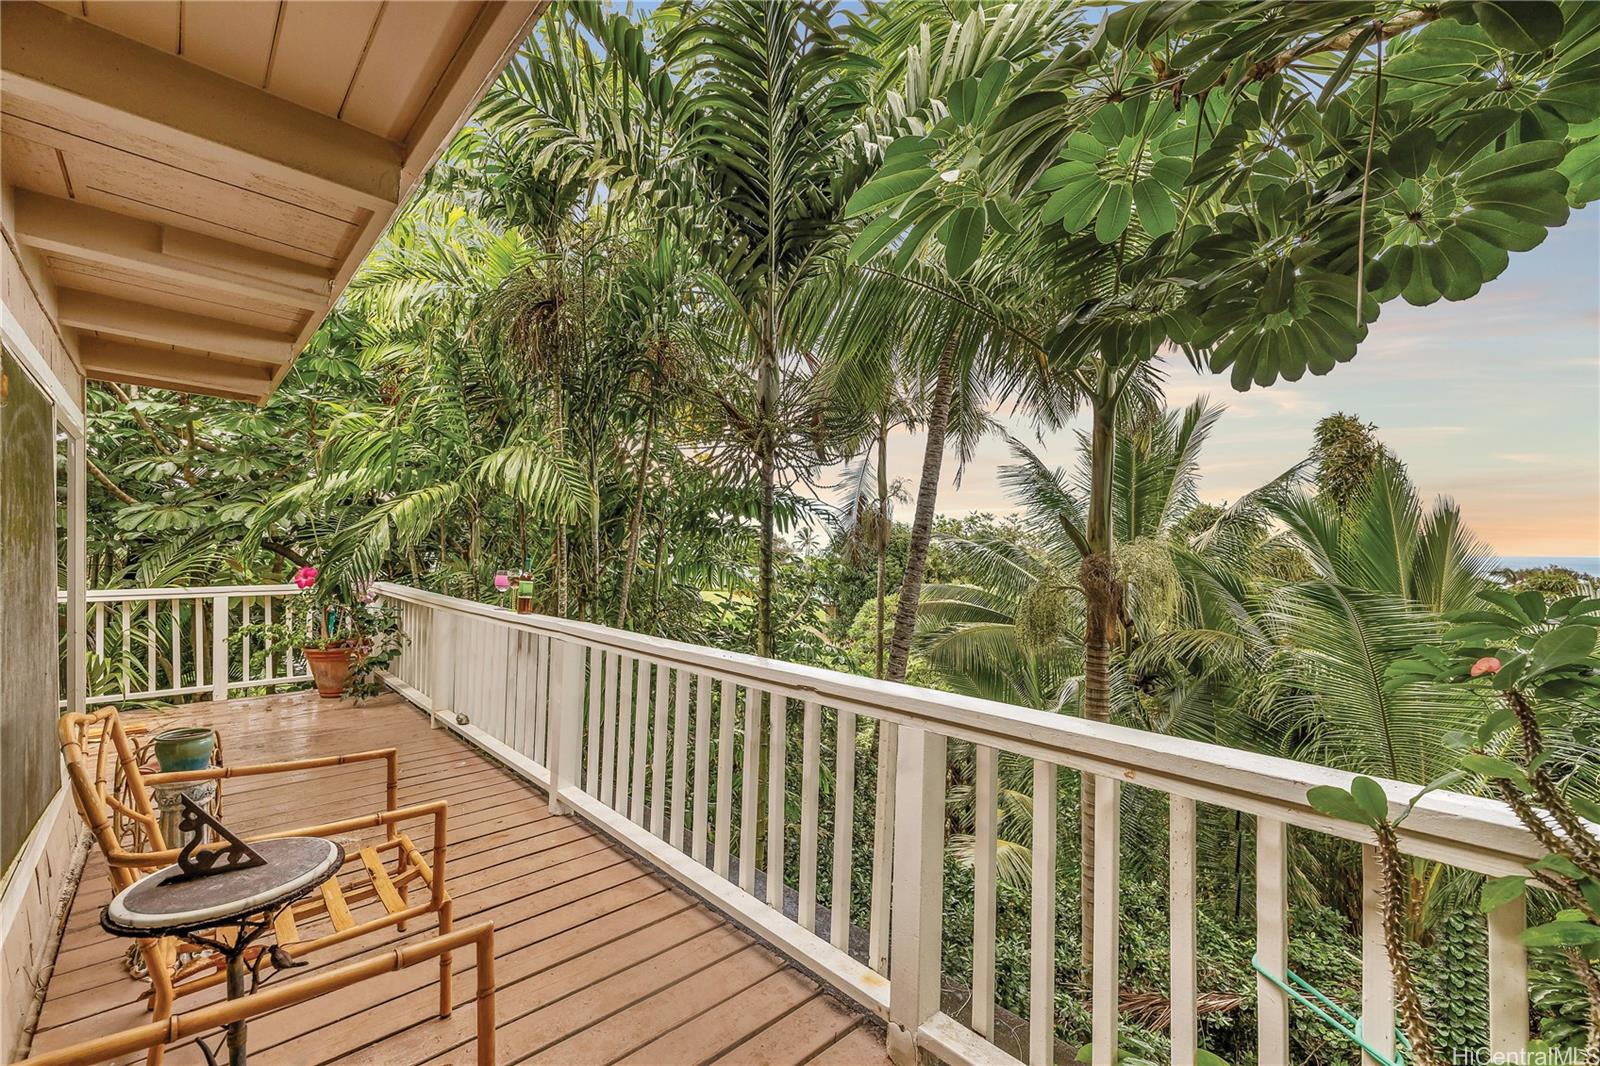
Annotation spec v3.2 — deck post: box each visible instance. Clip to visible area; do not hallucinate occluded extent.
[210,593,229,701]
[886,724,945,1065]
[546,638,585,815]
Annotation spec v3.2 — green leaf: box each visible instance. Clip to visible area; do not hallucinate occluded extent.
[1480,875,1527,912]
[973,60,1011,123]
[1043,177,1106,230]
[1308,785,1377,828]
[1090,103,1125,147]
[1350,777,1390,824]
[1095,183,1132,244]
[944,206,984,278]
[1132,177,1176,236]
[1516,589,1549,622]
[1461,753,1530,791]
[1388,128,1436,179]
[1528,624,1597,674]
[1521,920,1600,948]
[1460,140,1563,190]
[1530,854,1586,880]
[844,168,934,218]
[1472,1,1563,52]
[847,210,911,264]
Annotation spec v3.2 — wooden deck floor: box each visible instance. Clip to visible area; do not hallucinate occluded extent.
[27,690,893,1066]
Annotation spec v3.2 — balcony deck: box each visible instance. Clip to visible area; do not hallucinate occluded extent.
[25,689,892,1066]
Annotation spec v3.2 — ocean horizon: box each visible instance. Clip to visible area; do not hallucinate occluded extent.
[1496,556,1600,576]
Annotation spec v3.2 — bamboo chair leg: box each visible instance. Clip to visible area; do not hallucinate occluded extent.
[438,897,454,1019]
[145,942,174,1066]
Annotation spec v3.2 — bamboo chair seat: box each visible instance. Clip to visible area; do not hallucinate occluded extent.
[59,708,458,1066]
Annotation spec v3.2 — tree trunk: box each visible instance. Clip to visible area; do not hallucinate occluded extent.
[617,400,657,627]
[875,411,888,680]
[1078,395,1118,969]
[884,337,957,683]
[755,330,779,658]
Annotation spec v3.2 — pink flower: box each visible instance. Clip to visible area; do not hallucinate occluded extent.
[1470,656,1502,678]
[293,566,319,590]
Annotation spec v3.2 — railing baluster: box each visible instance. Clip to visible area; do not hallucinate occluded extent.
[1360,844,1395,1066]
[798,700,821,933]
[614,655,636,814]
[766,693,787,909]
[691,672,711,864]
[1091,776,1120,1065]
[739,686,762,895]
[169,600,182,690]
[523,631,539,756]
[670,669,690,849]
[886,725,946,1066]
[869,721,898,974]
[629,658,650,825]
[488,624,507,746]
[973,743,998,1041]
[1029,759,1057,1066]
[829,709,857,953]
[192,599,204,691]
[650,663,670,836]
[264,595,274,680]
[120,600,131,695]
[584,647,604,796]
[547,637,584,816]
[94,601,104,660]
[211,593,229,701]
[1170,796,1197,1066]
[1257,816,1289,1065]
[145,599,156,689]
[1488,892,1530,1054]
[715,679,736,879]
[241,596,251,686]
[601,652,621,807]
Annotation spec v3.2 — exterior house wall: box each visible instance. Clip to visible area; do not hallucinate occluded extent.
[1,196,85,1062]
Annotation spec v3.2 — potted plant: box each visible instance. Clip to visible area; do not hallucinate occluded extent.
[245,566,405,699]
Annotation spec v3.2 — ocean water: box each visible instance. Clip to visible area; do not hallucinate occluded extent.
[1496,556,1600,576]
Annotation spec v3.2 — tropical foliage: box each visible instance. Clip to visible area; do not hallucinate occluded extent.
[79,2,1600,1061]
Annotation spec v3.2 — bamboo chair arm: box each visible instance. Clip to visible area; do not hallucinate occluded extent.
[11,921,497,1066]
[145,748,401,811]
[106,801,449,873]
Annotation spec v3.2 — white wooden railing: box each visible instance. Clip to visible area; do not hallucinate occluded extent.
[374,581,1542,1066]
[59,584,311,706]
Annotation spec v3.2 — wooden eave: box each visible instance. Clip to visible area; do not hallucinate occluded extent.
[0,0,545,403]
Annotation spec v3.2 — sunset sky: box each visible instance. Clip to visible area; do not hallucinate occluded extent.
[872,204,1600,558]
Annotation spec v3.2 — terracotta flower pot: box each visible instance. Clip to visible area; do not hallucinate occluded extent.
[303,645,354,698]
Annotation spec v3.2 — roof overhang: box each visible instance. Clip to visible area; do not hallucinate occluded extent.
[1,0,544,403]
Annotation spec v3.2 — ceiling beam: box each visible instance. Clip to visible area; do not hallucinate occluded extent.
[12,191,331,313]
[1,2,403,213]
[77,337,274,404]
[57,290,295,366]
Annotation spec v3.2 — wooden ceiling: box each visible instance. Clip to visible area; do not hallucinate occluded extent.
[1,1,543,402]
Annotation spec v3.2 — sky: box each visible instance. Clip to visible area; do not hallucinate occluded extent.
[861,205,1600,559]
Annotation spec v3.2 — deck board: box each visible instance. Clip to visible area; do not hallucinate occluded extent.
[26,690,891,1065]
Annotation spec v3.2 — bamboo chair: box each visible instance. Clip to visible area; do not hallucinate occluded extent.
[13,921,497,1066]
[58,708,456,1066]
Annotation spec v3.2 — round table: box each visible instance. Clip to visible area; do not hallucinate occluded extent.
[102,837,344,1066]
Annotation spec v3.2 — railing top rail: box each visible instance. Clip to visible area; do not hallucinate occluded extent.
[62,584,302,603]
[376,581,1550,876]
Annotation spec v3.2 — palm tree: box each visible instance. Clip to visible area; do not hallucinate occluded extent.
[645,0,876,656]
